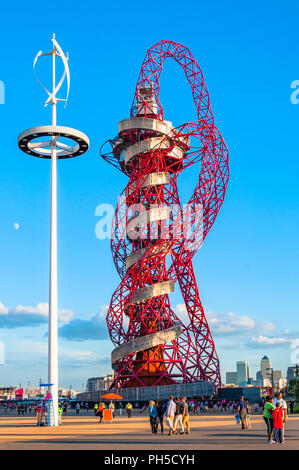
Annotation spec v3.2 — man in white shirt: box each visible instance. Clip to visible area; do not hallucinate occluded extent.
[166,396,176,435]
[273,392,287,441]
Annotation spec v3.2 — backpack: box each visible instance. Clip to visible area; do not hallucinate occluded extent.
[176,401,184,415]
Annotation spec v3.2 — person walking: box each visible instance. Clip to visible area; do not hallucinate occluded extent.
[245,399,252,429]
[238,396,248,430]
[166,396,176,435]
[58,403,63,425]
[263,395,276,444]
[173,397,185,435]
[272,402,284,444]
[289,399,294,414]
[36,404,42,426]
[98,402,104,423]
[156,401,165,434]
[126,402,133,418]
[109,401,115,419]
[149,400,158,436]
[75,402,80,414]
[182,397,190,434]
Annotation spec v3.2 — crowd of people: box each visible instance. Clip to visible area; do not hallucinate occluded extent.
[145,392,291,444]
[148,396,190,436]
[0,391,294,443]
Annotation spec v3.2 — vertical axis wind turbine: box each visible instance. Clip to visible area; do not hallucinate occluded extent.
[18,35,89,425]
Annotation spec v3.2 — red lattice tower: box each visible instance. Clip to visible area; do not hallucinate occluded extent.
[101,40,229,390]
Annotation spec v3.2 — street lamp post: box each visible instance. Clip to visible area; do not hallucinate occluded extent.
[18,35,89,426]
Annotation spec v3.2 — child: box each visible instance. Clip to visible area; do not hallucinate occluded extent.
[272,403,284,444]
[235,413,241,425]
[58,403,63,425]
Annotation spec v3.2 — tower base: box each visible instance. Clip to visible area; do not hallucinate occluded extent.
[77,380,215,403]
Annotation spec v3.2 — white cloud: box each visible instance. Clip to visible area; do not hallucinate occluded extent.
[0,301,74,328]
[57,309,74,323]
[0,301,8,315]
[174,304,188,317]
[173,304,277,337]
[14,302,49,316]
[260,321,276,331]
[98,305,109,319]
[13,222,19,230]
[246,335,291,348]
[206,310,260,335]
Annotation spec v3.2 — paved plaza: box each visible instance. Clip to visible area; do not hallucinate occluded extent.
[0,411,298,450]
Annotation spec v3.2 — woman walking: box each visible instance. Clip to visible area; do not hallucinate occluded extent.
[156,401,165,434]
[245,399,252,429]
[149,400,158,436]
[98,402,104,423]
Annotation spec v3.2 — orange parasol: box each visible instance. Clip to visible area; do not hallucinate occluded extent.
[101,393,123,400]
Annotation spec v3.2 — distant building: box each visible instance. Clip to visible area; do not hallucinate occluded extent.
[78,381,215,402]
[255,357,287,391]
[260,355,271,381]
[86,375,114,393]
[287,366,297,381]
[256,370,262,381]
[250,379,261,386]
[218,386,263,403]
[226,372,237,384]
[0,387,16,400]
[87,377,101,393]
[273,370,283,382]
[236,361,250,386]
[58,387,71,398]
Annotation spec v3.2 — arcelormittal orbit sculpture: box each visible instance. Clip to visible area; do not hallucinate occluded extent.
[101,40,229,390]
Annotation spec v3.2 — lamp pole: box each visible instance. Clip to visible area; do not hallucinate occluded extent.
[48,36,59,427]
[18,34,89,426]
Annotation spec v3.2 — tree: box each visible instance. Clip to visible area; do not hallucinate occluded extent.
[288,365,299,400]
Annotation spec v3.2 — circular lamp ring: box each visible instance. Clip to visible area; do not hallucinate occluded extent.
[18,125,90,159]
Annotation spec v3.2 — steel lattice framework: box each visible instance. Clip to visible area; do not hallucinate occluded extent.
[101,40,229,390]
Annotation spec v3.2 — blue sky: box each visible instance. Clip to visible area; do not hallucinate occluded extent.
[0,0,299,389]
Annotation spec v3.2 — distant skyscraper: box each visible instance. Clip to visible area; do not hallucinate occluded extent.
[273,370,283,382]
[86,376,114,393]
[260,355,271,380]
[236,361,249,386]
[226,372,237,384]
[287,366,296,381]
[256,370,262,381]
